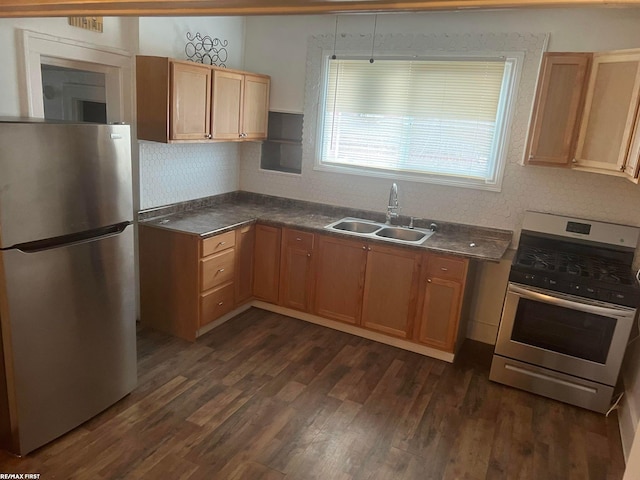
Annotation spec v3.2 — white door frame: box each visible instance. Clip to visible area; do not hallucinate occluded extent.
[20,29,133,123]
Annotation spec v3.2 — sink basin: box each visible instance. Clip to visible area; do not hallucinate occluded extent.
[324,217,434,245]
[375,227,428,242]
[331,220,381,234]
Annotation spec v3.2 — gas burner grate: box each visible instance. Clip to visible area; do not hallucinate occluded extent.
[515,246,631,285]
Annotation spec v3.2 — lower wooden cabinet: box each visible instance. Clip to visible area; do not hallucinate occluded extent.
[314,235,367,324]
[139,224,238,341]
[279,228,315,311]
[235,224,255,305]
[414,254,470,353]
[253,224,281,303]
[141,222,473,355]
[361,245,421,339]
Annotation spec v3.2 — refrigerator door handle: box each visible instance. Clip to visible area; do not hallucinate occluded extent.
[11,222,131,253]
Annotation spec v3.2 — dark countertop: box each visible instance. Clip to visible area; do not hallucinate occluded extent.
[138,192,513,262]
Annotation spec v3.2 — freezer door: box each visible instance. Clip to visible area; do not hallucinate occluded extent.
[0,224,136,455]
[0,123,133,248]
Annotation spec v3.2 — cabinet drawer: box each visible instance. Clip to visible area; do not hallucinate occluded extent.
[282,228,314,251]
[202,231,235,257]
[200,283,235,326]
[426,255,467,281]
[201,248,235,291]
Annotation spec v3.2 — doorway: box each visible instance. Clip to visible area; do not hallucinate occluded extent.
[41,64,107,123]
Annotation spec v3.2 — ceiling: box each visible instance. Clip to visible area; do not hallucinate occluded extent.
[1,0,639,18]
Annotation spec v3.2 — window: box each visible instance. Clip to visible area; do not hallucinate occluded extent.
[317,56,518,190]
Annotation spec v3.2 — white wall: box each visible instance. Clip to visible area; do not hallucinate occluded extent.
[138,16,245,69]
[137,16,246,209]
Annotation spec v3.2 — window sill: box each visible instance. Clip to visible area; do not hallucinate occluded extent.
[313,162,503,192]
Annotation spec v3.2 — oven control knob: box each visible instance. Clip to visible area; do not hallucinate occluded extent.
[525,274,535,281]
[586,287,596,294]
[548,279,557,286]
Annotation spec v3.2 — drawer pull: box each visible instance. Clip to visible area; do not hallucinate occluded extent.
[440,267,448,271]
[218,268,225,273]
[427,279,432,283]
[218,301,224,306]
[218,241,226,246]
[296,237,302,241]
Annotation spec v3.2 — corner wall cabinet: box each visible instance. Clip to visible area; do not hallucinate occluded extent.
[524,53,591,167]
[525,49,640,183]
[139,223,473,358]
[136,56,270,143]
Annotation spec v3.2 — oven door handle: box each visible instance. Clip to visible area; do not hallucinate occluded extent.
[509,284,634,319]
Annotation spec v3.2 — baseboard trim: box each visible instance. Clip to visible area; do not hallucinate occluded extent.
[197,303,252,337]
[466,319,499,345]
[251,301,455,363]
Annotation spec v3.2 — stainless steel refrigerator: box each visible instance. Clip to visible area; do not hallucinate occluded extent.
[0,119,137,455]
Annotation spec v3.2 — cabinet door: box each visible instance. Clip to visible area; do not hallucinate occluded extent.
[361,245,421,338]
[242,74,270,140]
[170,62,212,141]
[415,255,469,352]
[253,224,281,303]
[235,224,255,305]
[212,69,243,140]
[525,53,591,167]
[574,51,640,173]
[279,229,315,311]
[314,235,367,325]
[416,277,463,352]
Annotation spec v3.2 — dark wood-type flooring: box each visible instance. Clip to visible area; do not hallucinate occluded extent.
[0,308,626,479]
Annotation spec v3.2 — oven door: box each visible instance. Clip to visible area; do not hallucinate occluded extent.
[495,282,636,386]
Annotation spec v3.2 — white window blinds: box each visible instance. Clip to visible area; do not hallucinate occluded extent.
[320,58,511,184]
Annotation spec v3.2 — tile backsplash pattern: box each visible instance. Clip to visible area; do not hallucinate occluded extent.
[140,142,239,209]
[240,32,640,267]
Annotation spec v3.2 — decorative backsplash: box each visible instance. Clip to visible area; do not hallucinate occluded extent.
[139,142,239,210]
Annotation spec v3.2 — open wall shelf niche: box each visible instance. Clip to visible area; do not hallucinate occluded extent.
[260,111,303,174]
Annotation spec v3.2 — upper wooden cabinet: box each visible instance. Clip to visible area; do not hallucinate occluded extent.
[525,49,640,183]
[242,75,270,140]
[211,71,270,141]
[136,56,270,143]
[170,61,212,141]
[525,53,591,167]
[574,50,640,177]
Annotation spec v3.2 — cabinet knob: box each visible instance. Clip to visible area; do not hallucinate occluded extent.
[296,237,302,241]
[367,247,371,251]
[362,245,367,250]
[572,158,577,164]
[218,301,224,306]
[218,241,226,246]
[307,253,311,257]
[218,268,225,273]
[427,279,432,283]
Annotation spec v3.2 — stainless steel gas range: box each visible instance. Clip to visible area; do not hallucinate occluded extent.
[490,211,640,413]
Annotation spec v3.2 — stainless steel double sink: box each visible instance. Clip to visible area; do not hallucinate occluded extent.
[324,217,435,245]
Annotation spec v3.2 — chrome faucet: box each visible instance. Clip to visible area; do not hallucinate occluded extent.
[386,182,399,224]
